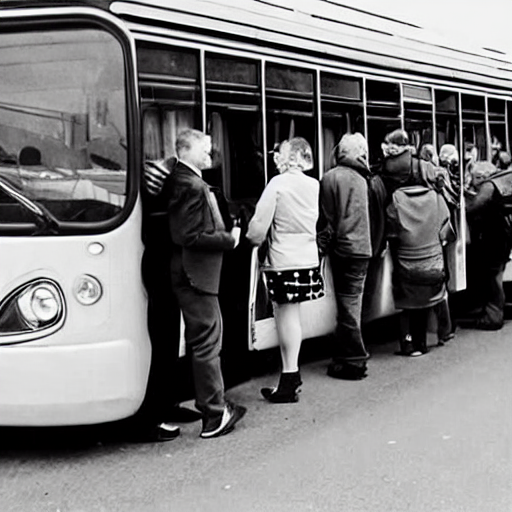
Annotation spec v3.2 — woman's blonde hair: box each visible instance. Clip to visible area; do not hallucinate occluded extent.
[284,137,314,171]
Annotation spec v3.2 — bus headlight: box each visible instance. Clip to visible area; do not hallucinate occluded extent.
[18,284,62,326]
[0,279,65,335]
[74,275,102,305]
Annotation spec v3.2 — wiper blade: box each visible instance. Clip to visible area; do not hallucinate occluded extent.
[0,176,60,234]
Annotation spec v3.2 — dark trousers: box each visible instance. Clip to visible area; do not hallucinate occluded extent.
[330,255,370,364]
[399,307,430,351]
[132,245,181,428]
[434,297,453,341]
[171,258,226,420]
[480,263,506,327]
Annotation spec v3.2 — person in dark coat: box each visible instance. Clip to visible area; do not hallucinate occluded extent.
[382,130,454,356]
[317,133,373,380]
[130,155,201,443]
[164,129,247,438]
[464,161,512,330]
[141,129,246,439]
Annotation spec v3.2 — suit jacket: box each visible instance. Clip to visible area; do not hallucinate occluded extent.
[164,161,235,294]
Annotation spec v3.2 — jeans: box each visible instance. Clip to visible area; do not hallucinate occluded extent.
[330,255,370,364]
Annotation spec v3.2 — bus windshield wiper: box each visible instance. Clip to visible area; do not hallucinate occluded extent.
[0,176,60,234]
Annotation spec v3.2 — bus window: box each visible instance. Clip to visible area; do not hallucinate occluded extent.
[462,94,487,162]
[488,98,507,164]
[366,79,401,167]
[435,89,459,151]
[206,54,264,200]
[265,64,317,179]
[404,85,433,155]
[508,101,512,155]
[137,43,201,160]
[0,29,127,227]
[320,72,364,172]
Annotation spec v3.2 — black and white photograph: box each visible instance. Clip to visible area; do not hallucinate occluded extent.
[0,1,511,511]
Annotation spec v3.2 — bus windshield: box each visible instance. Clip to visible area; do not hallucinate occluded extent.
[0,28,127,230]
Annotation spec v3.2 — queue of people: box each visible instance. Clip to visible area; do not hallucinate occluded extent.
[138,127,512,443]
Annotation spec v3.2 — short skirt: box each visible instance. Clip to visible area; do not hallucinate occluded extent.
[264,267,325,304]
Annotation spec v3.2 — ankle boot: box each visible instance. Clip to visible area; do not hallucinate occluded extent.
[261,372,302,403]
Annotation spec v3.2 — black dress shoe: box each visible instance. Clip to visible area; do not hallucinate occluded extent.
[133,423,180,443]
[166,405,202,423]
[327,362,367,380]
[151,423,181,442]
[200,402,247,439]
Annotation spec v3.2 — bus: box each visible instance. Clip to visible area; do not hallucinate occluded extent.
[0,0,511,426]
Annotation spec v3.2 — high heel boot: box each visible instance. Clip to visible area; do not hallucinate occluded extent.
[261,371,302,403]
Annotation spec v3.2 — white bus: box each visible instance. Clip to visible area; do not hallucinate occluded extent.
[0,0,510,425]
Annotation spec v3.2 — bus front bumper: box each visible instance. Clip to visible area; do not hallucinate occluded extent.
[0,339,149,426]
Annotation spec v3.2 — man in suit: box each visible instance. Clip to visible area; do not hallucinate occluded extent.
[130,155,202,443]
[162,129,246,438]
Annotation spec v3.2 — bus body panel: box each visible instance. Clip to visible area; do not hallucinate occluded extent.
[111,0,512,92]
[0,339,144,426]
[0,200,151,426]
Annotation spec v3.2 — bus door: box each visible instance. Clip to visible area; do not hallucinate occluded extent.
[0,10,149,426]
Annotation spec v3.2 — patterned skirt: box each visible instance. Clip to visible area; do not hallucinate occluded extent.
[264,267,325,304]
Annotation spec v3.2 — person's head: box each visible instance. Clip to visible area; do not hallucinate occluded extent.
[470,161,496,189]
[439,144,459,169]
[497,151,511,170]
[381,129,410,157]
[175,129,212,170]
[335,133,368,167]
[464,142,478,166]
[491,136,502,157]
[419,144,439,166]
[276,137,313,173]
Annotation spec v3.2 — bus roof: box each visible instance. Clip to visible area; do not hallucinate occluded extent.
[2,0,512,92]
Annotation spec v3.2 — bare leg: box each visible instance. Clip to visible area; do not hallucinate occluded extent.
[274,302,302,372]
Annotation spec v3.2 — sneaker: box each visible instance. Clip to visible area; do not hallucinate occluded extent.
[200,402,247,439]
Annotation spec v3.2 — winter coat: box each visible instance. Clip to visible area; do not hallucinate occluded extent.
[317,156,372,259]
[386,185,452,309]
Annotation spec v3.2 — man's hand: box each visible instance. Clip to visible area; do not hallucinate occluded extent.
[144,159,172,196]
[230,226,241,248]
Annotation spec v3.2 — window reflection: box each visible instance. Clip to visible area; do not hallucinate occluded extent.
[0,29,127,225]
[206,54,264,200]
[366,79,401,167]
[266,64,316,179]
[321,72,364,172]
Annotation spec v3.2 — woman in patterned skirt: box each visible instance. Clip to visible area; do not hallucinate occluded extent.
[246,137,324,403]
